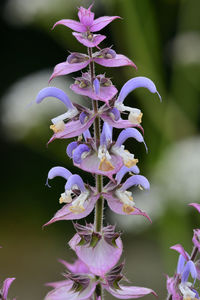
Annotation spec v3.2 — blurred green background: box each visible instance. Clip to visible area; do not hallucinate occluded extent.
[0,0,200,299]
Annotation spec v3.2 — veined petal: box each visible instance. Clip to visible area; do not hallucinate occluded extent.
[45,280,96,300]
[104,193,151,222]
[170,244,190,262]
[121,175,150,191]
[115,128,147,151]
[189,203,200,214]
[83,129,91,141]
[52,19,87,32]
[47,167,72,185]
[72,32,106,48]
[105,284,157,299]
[73,144,91,164]
[75,152,123,181]
[67,142,79,158]
[35,87,75,110]
[69,234,123,276]
[177,254,187,274]
[100,122,113,146]
[115,165,140,184]
[43,194,98,226]
[94,54,137,69]
[49,60,91,82]
[116,76,161,104]
[48,116,96,143]
[2,278,15,299]
[90,16,121,32]
[78,5,94,27]
[70,83,117,106]
[59,259,90,274]
[182,261,197,283]
[65,174,85,192]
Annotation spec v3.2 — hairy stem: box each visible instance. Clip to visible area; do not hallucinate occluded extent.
[88,47,104,299]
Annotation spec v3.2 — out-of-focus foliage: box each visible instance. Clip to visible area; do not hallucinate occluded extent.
[0,0,200,299]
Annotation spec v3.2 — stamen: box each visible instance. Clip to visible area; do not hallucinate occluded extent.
[69,190,89,214]
[115,189,135,214]
[59,190,73,204]
[112,145,138,167]
[128,111,143,125]
[98,145,114,171]
[50,120,65,133]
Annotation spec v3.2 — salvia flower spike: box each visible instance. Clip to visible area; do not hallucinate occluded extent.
[33,3,161,300]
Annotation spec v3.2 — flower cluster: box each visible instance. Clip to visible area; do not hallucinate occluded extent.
[166,203,200,300]
[34,4,161,299]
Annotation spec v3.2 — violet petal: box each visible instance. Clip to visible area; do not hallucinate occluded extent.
[65,174,85,192]
[121,175,150,191]
[66,142,79,158]
[115,128,145,148]
[117,76,162,104]
[47,167,72,186]
[35,87,74,109]
[73,144,91,164]
[115,165,140,184]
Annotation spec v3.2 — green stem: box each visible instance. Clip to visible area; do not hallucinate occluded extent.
[88,47,104,299]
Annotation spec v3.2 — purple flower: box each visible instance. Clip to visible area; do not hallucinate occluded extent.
[35,86,96,142]
[67,124,145,181]
[166,244,199,299]
[52,5,120,48]
[49,48,136,82]
[70,73,118,106]
[189,202,200,214]
[45,258,156,300]
[103,172,151,221]
[44,167,100,226]
[69,224,123,276]
[0,278,16,300]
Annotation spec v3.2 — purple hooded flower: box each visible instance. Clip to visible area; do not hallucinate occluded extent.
[44,167,100,226]
[103,173,151,221]
[114,76,161,126]
[0,278,16,300]
[45,257,156,300]
[52,5,120,48]
[166,244,199,299]
[35,86,97,142]
[67,124,145,181]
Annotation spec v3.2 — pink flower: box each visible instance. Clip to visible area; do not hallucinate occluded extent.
[52,5,120,48]
[45,258,156,300]
[49,48,136,82]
